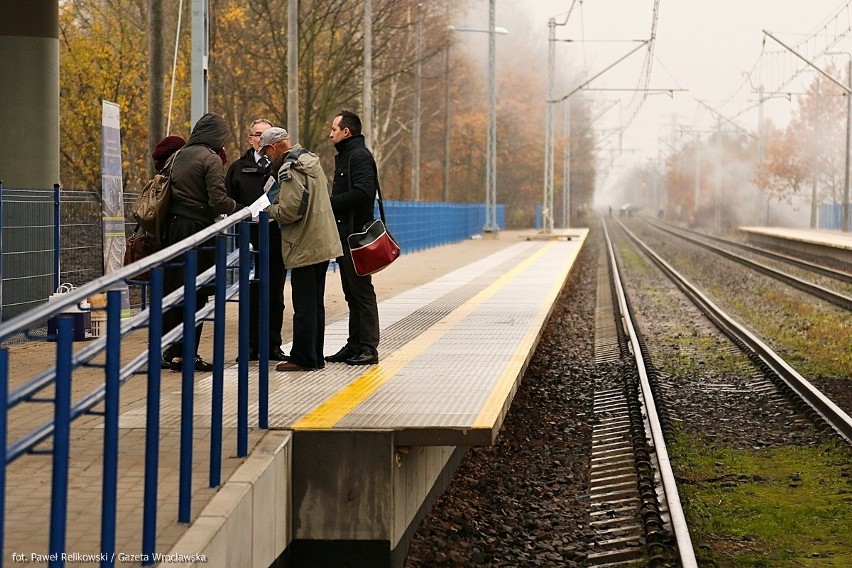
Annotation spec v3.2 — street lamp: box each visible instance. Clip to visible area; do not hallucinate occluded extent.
[364,0,373,147]
[412,3,423,201]
[445,23,508,205]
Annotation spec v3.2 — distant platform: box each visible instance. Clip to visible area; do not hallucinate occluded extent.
[739,226,852,266]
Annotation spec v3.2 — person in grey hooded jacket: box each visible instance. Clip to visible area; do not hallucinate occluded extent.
[162,112,242,372]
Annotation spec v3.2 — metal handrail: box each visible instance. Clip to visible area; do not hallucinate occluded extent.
[0,203,263,567]
[0,206,254,343]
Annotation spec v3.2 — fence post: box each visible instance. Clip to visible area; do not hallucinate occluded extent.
[100,289,122,567]
[178,250,197,524]
[142,268,164,564]
[0,348,8,557]
[237,223,250,457]
[53,183,60,294]
[258,213,270,429]
[210,235,227,489]
[49,315,73,568]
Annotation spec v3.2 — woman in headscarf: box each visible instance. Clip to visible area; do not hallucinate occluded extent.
[151,135,186,171]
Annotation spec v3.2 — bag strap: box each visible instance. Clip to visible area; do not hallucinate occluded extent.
[160,148,181,175]
[347,148,384,234]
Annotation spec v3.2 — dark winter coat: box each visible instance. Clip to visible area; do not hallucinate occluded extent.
[330,134,378,239]
[225,147,268,207]
[169,112,239,225]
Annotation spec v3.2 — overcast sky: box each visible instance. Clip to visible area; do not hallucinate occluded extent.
[456,0,852,185]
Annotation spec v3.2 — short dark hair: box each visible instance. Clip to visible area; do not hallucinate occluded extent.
[337,110,362,136]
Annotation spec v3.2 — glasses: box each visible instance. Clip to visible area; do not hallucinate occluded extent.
[249,132,264,138]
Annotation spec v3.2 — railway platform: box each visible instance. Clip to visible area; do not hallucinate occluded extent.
[4,228,588,568]
[739,226,852,266]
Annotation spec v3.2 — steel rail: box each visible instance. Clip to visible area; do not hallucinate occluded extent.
[650,220,852,284]
[618,221,852,444]
[649,226,852,311]
[602,220,698,567]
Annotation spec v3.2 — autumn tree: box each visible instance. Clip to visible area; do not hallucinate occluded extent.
[565,96,597,225]
[754,66,848,209]
[58,0,596,231]
[59,0,154,191]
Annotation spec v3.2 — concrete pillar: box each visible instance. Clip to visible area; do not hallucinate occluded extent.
[0,0,60,188]
[290,430,466,567]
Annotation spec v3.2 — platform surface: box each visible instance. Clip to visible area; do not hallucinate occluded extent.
[119,231,588,446]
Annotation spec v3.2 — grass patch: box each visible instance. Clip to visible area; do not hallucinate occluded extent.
[671,434,852,566]
[655,329,749,376]
[726,289,852,378]
[615,239,651,276]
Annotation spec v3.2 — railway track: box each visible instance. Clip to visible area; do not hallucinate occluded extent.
[642,220,852,311]
[648,221,852,286]
[598,217,852,564]
[408,221,851,566]
[614,218,852,444]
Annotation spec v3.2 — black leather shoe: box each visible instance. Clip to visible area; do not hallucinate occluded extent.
[269,347,289,361]
[161,354,172,369]
[235,348,260,363]
[170,355,213,373]
[325,345,356,363]
[345,349,378,366]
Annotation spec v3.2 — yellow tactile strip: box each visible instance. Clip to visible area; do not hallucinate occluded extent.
[302,233,586,440]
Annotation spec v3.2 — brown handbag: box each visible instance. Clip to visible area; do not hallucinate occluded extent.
[124,227,158,280]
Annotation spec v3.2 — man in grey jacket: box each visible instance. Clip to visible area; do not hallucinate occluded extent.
[260,127,343,371]
[162,112,242,372]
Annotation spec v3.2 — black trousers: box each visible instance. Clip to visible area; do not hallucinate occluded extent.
[337,242,379,354]
[249,221,286,353]
[288,261,330,369]
[162,215,215,360]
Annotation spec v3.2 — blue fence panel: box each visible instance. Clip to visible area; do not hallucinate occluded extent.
[0,210,259,565]
[819,203,843,230]
[378,200,504,255]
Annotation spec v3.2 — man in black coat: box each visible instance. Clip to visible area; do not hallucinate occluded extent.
[325,110,380,366]
[225,118,288,361]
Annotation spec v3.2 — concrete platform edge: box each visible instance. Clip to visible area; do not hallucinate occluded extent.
[160,430,293,568]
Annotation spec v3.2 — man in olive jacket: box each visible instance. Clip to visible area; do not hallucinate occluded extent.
[260,127,342,371]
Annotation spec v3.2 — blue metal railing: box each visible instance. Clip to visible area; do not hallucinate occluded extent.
[0,207,266,567]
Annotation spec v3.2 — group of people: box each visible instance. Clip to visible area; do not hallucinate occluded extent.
[152,110,382,373]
